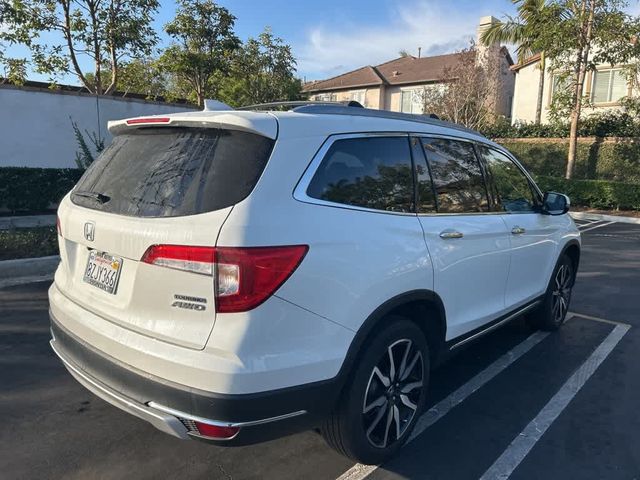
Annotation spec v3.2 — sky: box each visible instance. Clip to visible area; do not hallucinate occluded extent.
[4,0,640,86]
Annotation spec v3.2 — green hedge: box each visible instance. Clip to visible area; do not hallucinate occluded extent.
[497,138,640,183]
[536,176,640,211]
[482,112,640,138]
[0,226,58,260]
[0,167,83,214]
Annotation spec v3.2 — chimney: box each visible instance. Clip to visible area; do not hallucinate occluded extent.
[477,16,499,47]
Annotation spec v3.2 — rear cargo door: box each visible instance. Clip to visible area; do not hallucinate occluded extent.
[55,126,275,350]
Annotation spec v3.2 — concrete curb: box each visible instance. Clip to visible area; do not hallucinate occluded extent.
[0,214,56,230]
[570,211,640,225]
[0,255,59,289]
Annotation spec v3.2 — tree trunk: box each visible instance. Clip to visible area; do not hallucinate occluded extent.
[61,0,92,93]
[535,52,545,124]
[566,0,596,180]
[196,88,205,108]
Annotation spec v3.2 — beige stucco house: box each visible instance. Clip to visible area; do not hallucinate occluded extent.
[511,53,639,124]
[303,17,515,119]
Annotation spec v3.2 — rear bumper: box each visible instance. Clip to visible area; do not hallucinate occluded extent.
[50,314,341,445]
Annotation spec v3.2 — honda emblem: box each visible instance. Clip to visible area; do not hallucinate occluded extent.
[84,222,95,242]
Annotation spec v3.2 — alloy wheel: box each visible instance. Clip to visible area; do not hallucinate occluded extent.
[362,339,424,448]
[552,263,572,323]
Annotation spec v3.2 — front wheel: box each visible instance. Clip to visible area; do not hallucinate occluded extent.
[321,317,429,464]
[527,254,575,331]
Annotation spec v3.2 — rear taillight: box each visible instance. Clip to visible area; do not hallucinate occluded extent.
[140,244,308,313]
[141,245,215,276]
[56,215,62,236]
[215,246,309,313]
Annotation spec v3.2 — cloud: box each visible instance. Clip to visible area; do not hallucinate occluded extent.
[295,1,493,80]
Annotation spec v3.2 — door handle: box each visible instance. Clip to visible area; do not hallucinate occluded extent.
[439,230,464,239]
[511,226,526,235]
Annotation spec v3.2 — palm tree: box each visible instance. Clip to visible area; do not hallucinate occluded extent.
[481,0,553,124]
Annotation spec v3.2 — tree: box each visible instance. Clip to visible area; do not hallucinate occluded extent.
[3,0,159,94]
[542,0,640,178]
[219,27,301,106]
[86,58,176,101]
[0,0,29,83]
[158,0,239,107]
[481,0,560,125]
[419,45,507,130]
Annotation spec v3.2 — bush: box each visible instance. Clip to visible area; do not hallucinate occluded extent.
[482,117,568,138]
[536,176,640,211]
[0,167,83,214]
[0,226,58,260]
[483,111,640,139]
[498,138,640,183]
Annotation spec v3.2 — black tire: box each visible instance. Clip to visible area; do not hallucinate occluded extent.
[527,254,575,331]
[321,317,429,465]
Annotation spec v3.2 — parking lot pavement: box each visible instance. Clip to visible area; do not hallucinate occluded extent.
[1,221,639,480]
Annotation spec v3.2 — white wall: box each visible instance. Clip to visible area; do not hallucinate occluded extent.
[511,62,542,123]
[0,86,196,168]
[512,60,639,124]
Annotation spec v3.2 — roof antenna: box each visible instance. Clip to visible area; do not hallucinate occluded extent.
[418,47,422,58]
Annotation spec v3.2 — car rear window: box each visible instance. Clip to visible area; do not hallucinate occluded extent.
[71,127,274,217]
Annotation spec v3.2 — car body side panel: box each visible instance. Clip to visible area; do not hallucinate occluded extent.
[499,212,579,307]
[215,136,435,334]
[418,214,511,340]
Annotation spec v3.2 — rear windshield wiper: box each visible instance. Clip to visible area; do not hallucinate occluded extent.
[73,190,111,204]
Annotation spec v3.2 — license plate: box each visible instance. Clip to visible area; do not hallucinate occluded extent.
[83,251,123,295]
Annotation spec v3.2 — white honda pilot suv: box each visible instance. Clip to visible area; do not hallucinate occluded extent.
[49,102,580,464]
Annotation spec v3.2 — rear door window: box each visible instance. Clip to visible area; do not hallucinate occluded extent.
[306,136,415,213]
[420,137,489,214]
[71,128,274,217]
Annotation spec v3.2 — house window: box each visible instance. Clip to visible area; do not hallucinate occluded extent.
[591,69,627,104]
[350,90,366,106]
[551,73,571,97]
[313,93,336,102]
[400,88,423,114]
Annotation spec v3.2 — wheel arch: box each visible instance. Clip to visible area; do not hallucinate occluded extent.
[560,239,581,284]
[336,290,447,386]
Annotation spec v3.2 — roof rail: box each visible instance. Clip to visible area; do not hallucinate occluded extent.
[238,100,364,111]
[291,105,481,136]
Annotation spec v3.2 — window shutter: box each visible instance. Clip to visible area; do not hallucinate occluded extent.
[610,70,627,102]
[592,70,610,103]
[401,91,412,113]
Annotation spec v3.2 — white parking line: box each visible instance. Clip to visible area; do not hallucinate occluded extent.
[576,218,600,224]
[576,219,602,228]
[569,311,631,327]
[479,323,630,480]
[579,221,616,233]
[335,331,550,480]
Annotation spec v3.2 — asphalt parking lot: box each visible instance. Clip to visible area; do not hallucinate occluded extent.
[1,219,639,480]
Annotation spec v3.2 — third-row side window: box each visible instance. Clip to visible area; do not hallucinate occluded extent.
[306,136,414,213]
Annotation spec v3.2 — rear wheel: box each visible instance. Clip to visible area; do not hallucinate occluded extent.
[527,254,574,331]
[321,317,429,464]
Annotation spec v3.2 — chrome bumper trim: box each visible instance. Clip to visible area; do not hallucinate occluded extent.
[148,401,307,428]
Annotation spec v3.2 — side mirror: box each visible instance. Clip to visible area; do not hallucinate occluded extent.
[542,191,570,215]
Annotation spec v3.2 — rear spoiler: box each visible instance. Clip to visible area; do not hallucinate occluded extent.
[108,105,278,140]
